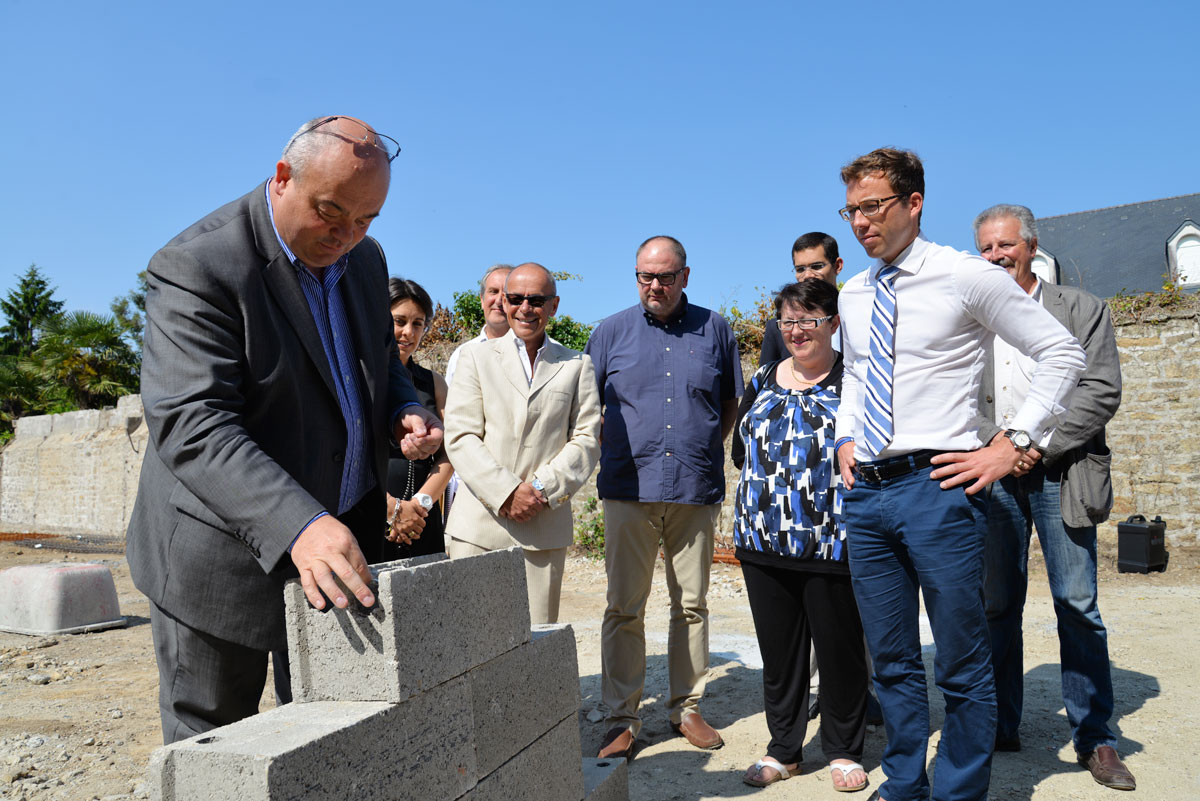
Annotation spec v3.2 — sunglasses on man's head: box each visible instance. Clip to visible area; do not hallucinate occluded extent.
[505,293,554,308]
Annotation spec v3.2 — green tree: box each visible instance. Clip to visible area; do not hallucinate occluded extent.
[451,289,485,338]
[110,270,149,354]
[546,315,593,350]
[30,311,139,409]
[0,264,65,357]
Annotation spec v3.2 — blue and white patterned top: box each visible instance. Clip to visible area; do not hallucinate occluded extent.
[732,356,847,572]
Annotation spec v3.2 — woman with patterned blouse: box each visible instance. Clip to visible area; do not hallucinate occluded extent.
[734,279,869,793]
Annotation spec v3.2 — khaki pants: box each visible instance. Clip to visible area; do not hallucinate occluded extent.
[447,538,567,625]
[600,500,718,736]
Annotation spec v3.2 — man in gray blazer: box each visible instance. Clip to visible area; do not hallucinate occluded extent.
[974,204,1133,790]
[127,116,443,743]
[444,263,601,624]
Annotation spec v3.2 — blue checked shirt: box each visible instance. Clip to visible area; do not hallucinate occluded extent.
[266,185,373,517]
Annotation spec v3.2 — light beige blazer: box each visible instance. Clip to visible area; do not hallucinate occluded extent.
[444,334,601,551]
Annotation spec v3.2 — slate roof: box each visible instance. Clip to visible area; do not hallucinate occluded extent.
[1035,193,1200,298]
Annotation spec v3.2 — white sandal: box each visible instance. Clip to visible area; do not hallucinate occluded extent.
[743,757,798,787]
[829,761,868,793]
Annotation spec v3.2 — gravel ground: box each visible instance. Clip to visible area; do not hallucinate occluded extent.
[1,539,1197,800]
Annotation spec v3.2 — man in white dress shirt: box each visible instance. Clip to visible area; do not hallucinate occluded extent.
[833,148,1085,801]
[445,263,514,385]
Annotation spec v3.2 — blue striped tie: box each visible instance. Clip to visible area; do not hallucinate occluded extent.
[863,265,900,457]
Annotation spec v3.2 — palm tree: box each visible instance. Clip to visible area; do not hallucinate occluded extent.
[29,311,139,410]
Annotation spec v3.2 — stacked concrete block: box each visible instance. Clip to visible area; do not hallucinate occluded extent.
[285,550,531,702]
[149,686,476,801]
[582,758,629,801]
[147,547,629,801]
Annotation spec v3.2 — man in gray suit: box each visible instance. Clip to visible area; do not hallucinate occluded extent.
[127,116,443,743]
[974,204,1133,790]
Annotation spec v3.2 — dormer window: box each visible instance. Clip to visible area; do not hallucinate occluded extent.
[1032,247,1059,284]
[1167,220,1200,288]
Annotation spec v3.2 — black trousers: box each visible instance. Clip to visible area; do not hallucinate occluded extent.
[151,488,384,744]
[741,560,868,764]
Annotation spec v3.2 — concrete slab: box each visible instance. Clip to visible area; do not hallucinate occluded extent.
[149,677,477,801]
[582,757,629,801]
[287,547,530,703]
[0,563,125,635]
[470,624,580,776]
[456,716,584,801]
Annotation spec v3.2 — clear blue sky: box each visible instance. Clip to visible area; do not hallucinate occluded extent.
[3,1,1197,328]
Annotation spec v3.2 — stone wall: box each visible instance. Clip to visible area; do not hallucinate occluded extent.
[0,395,147,540]
[1,315,1196,545]
[1106,312,1200,545]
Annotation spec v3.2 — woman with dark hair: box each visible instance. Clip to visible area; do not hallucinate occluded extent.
[734,278,869,792]
[383,277,452,559]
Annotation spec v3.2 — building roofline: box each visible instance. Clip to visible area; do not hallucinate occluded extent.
[1037,192,1200,222]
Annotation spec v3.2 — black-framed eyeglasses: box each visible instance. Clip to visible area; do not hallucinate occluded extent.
[505,293,554,308]
[778,315,834,331]
[635,269,685,286]
[289,116,401,163]
[838,194,902,221]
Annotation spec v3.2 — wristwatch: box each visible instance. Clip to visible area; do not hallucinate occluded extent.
[530,478,545,493]
[413,492,434,511]
[1004,429,1033,452]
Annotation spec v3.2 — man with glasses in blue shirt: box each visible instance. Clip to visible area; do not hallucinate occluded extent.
[587,235,742,761]
[127,115,442,743]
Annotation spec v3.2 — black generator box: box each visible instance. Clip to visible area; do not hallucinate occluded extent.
[1117,515,1168,573]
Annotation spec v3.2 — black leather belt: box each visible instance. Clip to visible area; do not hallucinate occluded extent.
[854,450,941,483]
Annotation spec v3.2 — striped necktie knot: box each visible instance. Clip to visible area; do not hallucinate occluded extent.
[863,265,899,457]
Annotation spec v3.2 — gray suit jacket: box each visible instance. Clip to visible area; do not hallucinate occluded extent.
[977,281,1122,527]
[444,335,601,552]
[126,183,417,650]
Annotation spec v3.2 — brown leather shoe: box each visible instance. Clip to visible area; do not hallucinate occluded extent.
[597,726,635,760]
[671,712,724,749]
[1078,746,1136,790]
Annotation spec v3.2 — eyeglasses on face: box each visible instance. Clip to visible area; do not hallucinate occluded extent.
[778,315,834,331]
[838,194,902,222]
[290,116,402,163]
[635,269,685,287]
[504,293,554,308]
[794,261,830,274]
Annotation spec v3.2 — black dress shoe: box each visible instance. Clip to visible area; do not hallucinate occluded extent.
[994,734,1021,752]
[807,694,820,721]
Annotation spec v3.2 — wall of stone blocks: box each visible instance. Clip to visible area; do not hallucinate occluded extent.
[0,395,146,539]
[1106,313,1199,545]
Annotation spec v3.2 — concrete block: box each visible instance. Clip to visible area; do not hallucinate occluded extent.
[456,716,583,801]
[287,547,530,703]
[0,563,125,635]
[582,757,629,801]
[150,678,476,801]
[470,624,580,776]
[14,415,51,438]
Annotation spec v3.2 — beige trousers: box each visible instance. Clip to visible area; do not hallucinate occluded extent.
[446,537,567,625]
[600,500,718,736]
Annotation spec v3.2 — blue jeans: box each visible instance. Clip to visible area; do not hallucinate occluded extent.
[845,461,994,801]
[984,467,1116,754]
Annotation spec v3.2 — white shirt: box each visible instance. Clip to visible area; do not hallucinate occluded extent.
[836,234,1085,461]
[992,280,1041,428]
[510,330,556,385]
[445,331,491,387]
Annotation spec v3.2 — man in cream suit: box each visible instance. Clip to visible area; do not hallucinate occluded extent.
[974,204,1132,790]
[444,262,601,623]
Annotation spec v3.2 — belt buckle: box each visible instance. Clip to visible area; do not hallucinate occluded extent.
[857,462,882,483]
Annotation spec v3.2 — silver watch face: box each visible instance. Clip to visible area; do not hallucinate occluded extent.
[413,493,434,510]
[1008,430,1032,450]
[531,479,545,492]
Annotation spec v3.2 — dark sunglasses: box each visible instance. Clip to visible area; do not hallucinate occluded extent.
[505,293,554,308]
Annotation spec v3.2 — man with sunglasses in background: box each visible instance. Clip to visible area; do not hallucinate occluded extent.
[127,116,443,743]
[759,232,844,364]
[586,235,742,760]
[443,263,600,623]
[833,148,1085,801]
